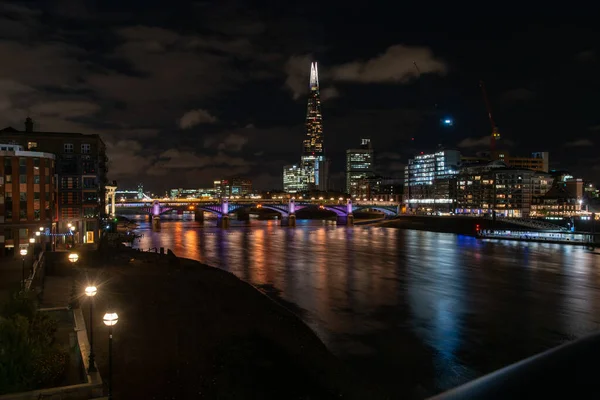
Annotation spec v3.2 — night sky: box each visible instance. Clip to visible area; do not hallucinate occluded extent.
[1,2,598,191]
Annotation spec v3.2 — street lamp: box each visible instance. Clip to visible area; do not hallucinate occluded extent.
[70,225,76,247]
[29,237,35,244]
[35,231,40,236]
[103,311,119,400]
[39,227,44,231]
[85,286,98,373]
[68,253,79,307]
[19,248,27,291]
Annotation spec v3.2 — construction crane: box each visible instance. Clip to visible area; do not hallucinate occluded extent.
[479,80,501,153]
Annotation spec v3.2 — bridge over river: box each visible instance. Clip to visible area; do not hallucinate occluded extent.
[114,198,401,227]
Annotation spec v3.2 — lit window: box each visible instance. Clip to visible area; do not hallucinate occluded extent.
[27,141,37,149]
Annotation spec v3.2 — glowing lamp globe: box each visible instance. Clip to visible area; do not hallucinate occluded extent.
[103,312,119,327]
[20,249,27,256]
[85,286,97,297]
[68,253,79,263]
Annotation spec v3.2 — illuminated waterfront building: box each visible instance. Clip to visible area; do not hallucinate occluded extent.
[455,161,535,217]
[403,149,460,213]
[530,184,585,218]
[346,139,374,197]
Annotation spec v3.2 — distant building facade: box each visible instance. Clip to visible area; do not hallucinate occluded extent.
[361,176,403,201]
[212,177,252,198]
[0,144,56,256]
[346,139,374,197]
[283,165,309,193]
[230,177,252,197]
[0,119,107,244]
[461,151,549,172]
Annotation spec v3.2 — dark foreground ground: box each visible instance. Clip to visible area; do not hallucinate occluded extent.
[78,248,388,399]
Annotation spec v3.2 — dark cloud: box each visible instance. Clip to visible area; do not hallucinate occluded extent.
[457,136,515,149]
[179,109,218,129]
[501,88,536,103]
[565,139,594,147]
[1,2,598,189]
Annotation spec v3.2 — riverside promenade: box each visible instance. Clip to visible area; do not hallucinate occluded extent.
[3,240,386,399]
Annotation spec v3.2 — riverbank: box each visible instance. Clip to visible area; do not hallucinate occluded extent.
[88,246,387,399]
[373,215,551,235]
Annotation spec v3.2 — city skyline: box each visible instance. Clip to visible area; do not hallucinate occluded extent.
[0,2,598,191]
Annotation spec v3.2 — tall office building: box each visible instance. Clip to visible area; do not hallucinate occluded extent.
[0,118,107,244]
[346,139,374,197]
[286,62,329,192]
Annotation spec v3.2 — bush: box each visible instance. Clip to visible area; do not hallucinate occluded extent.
[0,292,68,394]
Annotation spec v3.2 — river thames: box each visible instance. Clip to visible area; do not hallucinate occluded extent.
[133,217,600,397]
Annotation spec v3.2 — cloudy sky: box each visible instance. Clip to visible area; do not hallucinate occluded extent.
[1,2,598,191]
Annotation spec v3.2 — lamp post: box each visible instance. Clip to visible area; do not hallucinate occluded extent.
[103,311,119,400]
[70,225,76,247]
[19,248,27,291]
[68,253,79,307]
[85,286,97,372]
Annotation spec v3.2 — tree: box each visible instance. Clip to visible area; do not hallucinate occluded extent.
[0,292,68,394]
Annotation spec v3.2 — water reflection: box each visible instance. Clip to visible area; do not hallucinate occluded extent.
[133,219,600,396]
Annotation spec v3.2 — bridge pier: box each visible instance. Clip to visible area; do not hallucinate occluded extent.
[281,214,296,227]
[194,209,204,223]
[237,212,250,221]
[152,215,161,230]
[337,214,354,226]
[217,215,230,228]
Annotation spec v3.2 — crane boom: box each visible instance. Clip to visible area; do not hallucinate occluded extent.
[479,80,500,152]
[479,80,496,129]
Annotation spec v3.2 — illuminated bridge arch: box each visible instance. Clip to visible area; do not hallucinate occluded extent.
[352,205,399,216]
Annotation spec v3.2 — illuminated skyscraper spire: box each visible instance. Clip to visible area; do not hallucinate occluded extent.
[303,62,323,155]
[309,62,319,89]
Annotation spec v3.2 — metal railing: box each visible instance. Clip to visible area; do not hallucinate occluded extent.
[430,332,600,399]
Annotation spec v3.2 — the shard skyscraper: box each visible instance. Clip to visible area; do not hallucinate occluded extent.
[300,62,328,191]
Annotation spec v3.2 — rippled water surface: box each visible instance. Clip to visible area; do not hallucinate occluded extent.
[133,217,600,396]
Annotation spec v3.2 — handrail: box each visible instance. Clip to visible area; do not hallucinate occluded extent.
[429,332,600,399]
[25,252,45,292]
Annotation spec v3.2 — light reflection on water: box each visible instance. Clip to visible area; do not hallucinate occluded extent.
[132,216,600,395]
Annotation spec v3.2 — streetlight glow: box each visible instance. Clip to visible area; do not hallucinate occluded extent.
[35,231,41,236]
[103,312,119,326]
[85,286,97,297]
[39,227,44,231]
[20,249,27,256]
[29,238,35,244]
[68,253,79,263]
